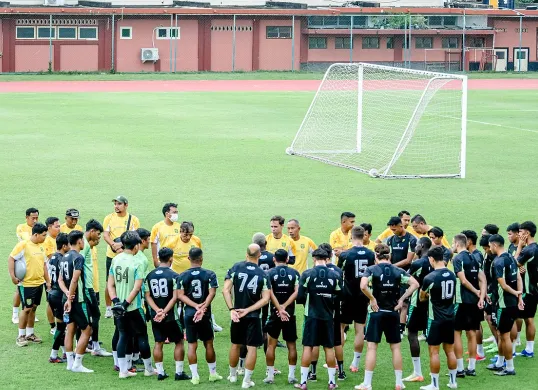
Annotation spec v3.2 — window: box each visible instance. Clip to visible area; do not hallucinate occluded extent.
[79,26,98,40]
[442,37,459,49]
[415,37,433,49]
[266,26,292,39]
[428,16,443,27]
[338,16,351,28]
[155,27,179,39]
[362,37,379,49]
[120,27,132,40]
[16,26,35,39]
[428,16,457,27]
[335,37,352,49]
[309,37,327,49]
[37,26,55,39]
[387,37,394,49]
[496,51,505,60]
[323,17,338,27]
[308,16,324,27]
[516,51,527,60]
[353,16,368,28]
[58,26,77,39]
[444,16,457,26]
[468,37,485,48]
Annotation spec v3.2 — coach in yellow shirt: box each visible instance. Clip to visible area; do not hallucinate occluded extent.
[329,212,355,259]
[287,219,316,274]
[102,195,140,316]
[150,202,180,267]
[16,208,39,242]
[360,223,377,251]
[173,221,202,273]
[60,209,83,233]
[411,214,451,248]
[266,215,294,254]
[43,217,61,259]
[9,223,50,346]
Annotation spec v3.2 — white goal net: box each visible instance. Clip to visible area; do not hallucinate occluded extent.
[287,63,467,179]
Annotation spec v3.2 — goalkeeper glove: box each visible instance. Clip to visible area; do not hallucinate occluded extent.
[111,300,129,319]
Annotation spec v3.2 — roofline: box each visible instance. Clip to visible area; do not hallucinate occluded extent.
[0,6,535,17]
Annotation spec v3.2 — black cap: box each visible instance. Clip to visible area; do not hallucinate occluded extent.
[66,208,80,218]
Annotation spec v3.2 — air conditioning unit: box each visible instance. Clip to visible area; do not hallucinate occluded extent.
[44,0,66,6]
[141,48,159,63]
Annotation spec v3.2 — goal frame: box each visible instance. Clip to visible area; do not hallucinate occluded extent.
[287,63,468,179]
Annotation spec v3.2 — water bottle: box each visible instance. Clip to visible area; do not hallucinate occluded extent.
[63,312,70,323]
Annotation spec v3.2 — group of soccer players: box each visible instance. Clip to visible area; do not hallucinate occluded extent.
[8,202,537,390]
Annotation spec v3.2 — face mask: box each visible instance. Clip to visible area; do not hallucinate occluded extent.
[169,213,179,223]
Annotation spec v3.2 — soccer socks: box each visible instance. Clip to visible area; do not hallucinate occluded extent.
[456,358,464,372]
[118,358,128,374]
[18,328,26,337]
[244,369,253,384]
[328,367,336,384]
[13,307,19,316]
[310,360,318,375]
[208,362,217,374]
[126,353,133,369]
[176,360,184,374]
[337,360,344,373]
[156,362,165,375]
[395,370,403,386]
[468,358,476,371]
[449,370,457,385]
[288,364,296,380]
[112,351,118,366]
[143,358,153,372]
[239,357,245,369]
[496,356,505,368]
[229,365,237,377]
[190,364,199,378]
[352,352,362,368]
[300,366,309,384]
[431,373,440,387]
[73,353,84,369]
[512,342,517,355]
[26,327,34,336]
[526,340,535,353]
[133,352,140,361]
[66,352,74,370]
[92,341,100,350]
[50,349,58,359]
[516,332,521,344]
[506,358,515,371]
[364,370,374,387]
[267,366,275,380]
[477,344,485,357]
[412,357,422,376]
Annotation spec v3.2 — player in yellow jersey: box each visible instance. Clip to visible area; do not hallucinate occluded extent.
[13,208,40,324]
[329,212,355,262]
[8,223,50,347]
[360,223,377,251]
[376,210,418,244]
[44,217,61,334]
[266,216,295,255]
[287,219,316,274]
[150,203,180,267]
[60,209,83,233]
[173,221,202,274]
[103,196,140,318]
[411,214,451,248]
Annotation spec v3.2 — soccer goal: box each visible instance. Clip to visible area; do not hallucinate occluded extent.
[286,63,467,179]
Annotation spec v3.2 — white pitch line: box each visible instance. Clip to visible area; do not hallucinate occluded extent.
[467,118,538,135]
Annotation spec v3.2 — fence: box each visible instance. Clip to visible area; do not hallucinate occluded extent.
[0,11,533,74]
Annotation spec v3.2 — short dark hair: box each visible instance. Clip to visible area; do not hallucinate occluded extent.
[180,221,194,233]
[121,231,142,250]
[312,249,329,260]
[274,249,288,263]
[45,217,59,228]
[374,244,390,260]
[360,223,372,235]
[317,243,333,258]
[56,232,69,249]
[26,208,39,217]
[488,234,504,246]
[68,230,84,246]
[428,226,444,238]
[189,247,203,262]
[351,225,365,240]
[479,234,491,247]
[398,210,411,217]
[427,246,444,262]
[507,223,520,234]
[453,233,467,248]
[519,221,537,237]
[86,219,103,233]
[387,216,402,226]
[411,214,426,224]
[418,236,432,251]
[341,212,355,221]
[136,228,151,240]
[159,247,174,263]
[461,230,478,246]
[270,215,285,225]
[483,224,499,235]
[162,202,178,217]
[32,223,47,235]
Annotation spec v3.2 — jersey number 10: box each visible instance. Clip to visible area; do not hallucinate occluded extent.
[441,280,455,300]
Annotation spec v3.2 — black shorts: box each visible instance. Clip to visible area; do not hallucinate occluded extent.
[95,292,100,306]
[427,318,455,346]
[366,311,401,344]
[151,320,183,343]
[261,305,269,331]
[185,314,213,343]
[264,314,297,342]
[117,308,148,336]
[48,290,64,319]
[454,303,482,331]
[18,285,43,309]
[520,294,538,319]
[341,295,369,325]
[333,317,342,346]
[69,301,92,330]
[302,317,335,348]
[497,306,519,334]
[407,304,428,332]
[106,256,114,279]
[87,289,100,320]
[230,317,263,347]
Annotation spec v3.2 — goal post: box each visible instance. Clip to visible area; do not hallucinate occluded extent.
[287,63,467,179]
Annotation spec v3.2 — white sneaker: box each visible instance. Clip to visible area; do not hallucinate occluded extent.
[446,384,458,389]
[237,368,245,376]
[515,339,522,347]
[12,314,19,324]
[228,375,238,383]
[263,377,275,384]
[144,369,157,377]
[355,384,372,390]
[105,308,113,319]
[418,334,427,342]
[35,316,39,322]
[213,323,223,332]
[484,336,496,343]
[242,380,255,389]
[92,347,113,357]
[71,365,94,373]
[420,385,439,390]
[119,371,137,378]
[50,327,57,335]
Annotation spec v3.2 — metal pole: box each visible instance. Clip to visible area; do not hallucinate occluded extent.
[291,15,295,71]
[111,14,115,73]
[232,15,236,72]
[460,76,468,178]
[404,17,407,68]
[174,14,178,73]
[169,14,173,73]
[49,15,53,73]
[357,63,363,152]
[350,16,353,63]
[462,10,466,72]
[408,13,412,69]
[518,15,523,72]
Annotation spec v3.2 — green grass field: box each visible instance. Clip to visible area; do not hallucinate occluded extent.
[1,86,537,389]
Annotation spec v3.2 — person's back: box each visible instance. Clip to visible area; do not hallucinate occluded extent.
[226,261,269,316]
[423,268,457,323]
[111,252,143,312]
[180,267,218,317]
[366,262,410,312]
[146,266,180,321]
[299,265,341,320]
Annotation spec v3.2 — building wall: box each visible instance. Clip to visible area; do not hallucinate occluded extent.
[61,45,99,71]
[15,45,50,72]
[210,18,253,72]
[492,19,536,63]
[0,20,3,73]
[258,18,301,71]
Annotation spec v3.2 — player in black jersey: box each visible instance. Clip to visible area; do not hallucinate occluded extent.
[452,234,486,378]
[428,227,453,265]
[506,223,524,349]
[486,234,523,376]
[419,246,458,390]
[59,230,93,373]
[338,226,375,374]
[47,233,69,364]
[355,244,418,390]
[479,234,499,350]
[482,224,499,236]
[404,237,433,383]
[144,248,184,381]
[295,249,342,390]
[515,221,537,357]
[223,244,271,389]
[263,249,300,385]
[177,248,222,384]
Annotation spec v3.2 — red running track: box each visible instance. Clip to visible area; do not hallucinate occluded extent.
[0,78,537,93]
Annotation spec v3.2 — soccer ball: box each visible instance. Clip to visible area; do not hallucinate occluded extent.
[14,260,26,281]
[369,169,379,178]
[285,147,293,155]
